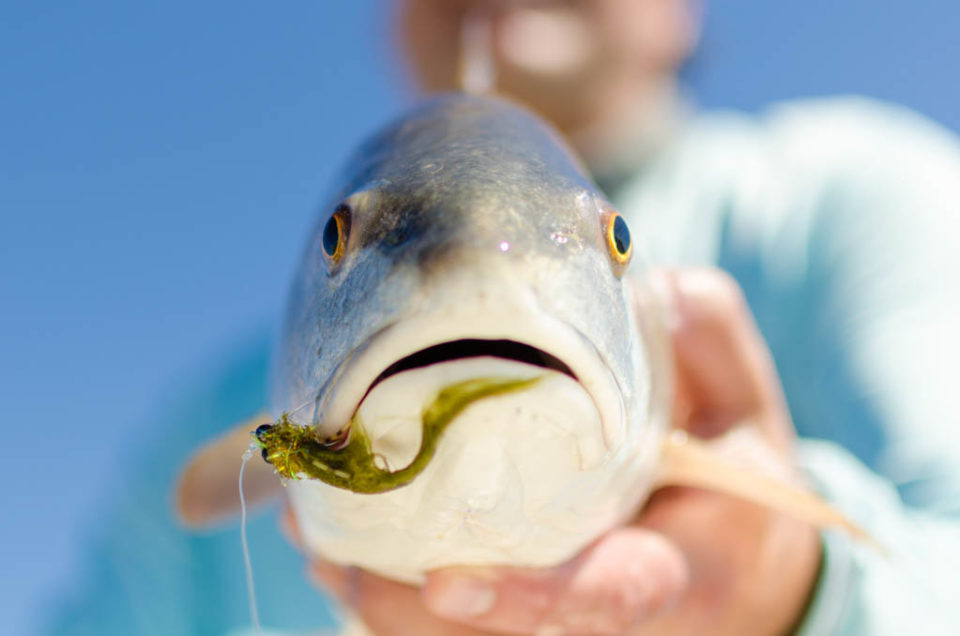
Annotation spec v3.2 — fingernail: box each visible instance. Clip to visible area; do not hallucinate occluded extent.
[426,576,496,618]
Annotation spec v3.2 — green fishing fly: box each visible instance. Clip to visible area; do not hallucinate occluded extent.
[255,376,540,494]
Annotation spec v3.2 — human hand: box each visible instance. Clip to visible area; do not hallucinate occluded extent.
[291,268,821,636]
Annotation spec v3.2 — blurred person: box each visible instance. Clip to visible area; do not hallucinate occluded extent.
[48,1,960,635]
[378,2,960,633]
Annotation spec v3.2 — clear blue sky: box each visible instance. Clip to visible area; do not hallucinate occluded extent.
[1,1,957,633]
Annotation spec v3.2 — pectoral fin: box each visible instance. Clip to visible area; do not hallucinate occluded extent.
[657,428,882,551]
[176,412,282,528]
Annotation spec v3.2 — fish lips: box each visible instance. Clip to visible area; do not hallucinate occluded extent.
[311,299,627,459]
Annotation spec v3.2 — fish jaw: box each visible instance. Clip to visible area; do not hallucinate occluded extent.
[266,94,672,579]
[285,358,662,582]
[276,262,667,580]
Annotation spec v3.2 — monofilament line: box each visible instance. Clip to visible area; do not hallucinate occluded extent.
[239,445,262,634]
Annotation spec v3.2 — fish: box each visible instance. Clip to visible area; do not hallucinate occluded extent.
[178,93,873,587]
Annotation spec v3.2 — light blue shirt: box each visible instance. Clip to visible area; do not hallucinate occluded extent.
[607,96,960,634]
[47,97,960,634]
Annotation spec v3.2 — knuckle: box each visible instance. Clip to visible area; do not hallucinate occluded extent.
[678,267,750,327]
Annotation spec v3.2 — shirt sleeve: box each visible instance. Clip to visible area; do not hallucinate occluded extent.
[757,100,960,635]
[766,98,960,510]
[613,97,960,635]
[795,440,960,635]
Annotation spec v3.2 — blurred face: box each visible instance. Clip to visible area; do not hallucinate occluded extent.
[398,0,700,134]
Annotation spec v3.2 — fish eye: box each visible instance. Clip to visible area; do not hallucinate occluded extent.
[321,204,351,267]
[605,212,632,269]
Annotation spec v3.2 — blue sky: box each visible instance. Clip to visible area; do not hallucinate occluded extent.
[1,1,958,633]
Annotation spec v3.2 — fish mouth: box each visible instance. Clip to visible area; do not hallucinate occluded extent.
[364,339,576,399]
[313,303,627,453]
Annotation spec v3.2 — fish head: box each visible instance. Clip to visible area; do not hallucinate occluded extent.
[271,94,670,578]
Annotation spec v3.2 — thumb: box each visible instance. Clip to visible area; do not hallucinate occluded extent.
[646,268,794,452]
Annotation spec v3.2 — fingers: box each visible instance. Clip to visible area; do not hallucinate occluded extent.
[307,526,688,636]
[311,562,486,636]
[176,413,282,527]
[425,529,687,635]
[643,268,794,451]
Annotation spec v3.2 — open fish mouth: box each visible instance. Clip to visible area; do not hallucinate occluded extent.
[312,305,627,454]
[364,338,577,399]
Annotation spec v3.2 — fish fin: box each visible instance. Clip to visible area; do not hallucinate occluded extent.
[176,411,282,528]
[334,614,375,636]
[657,428,885,553]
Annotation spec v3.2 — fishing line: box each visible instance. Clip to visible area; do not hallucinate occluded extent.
[237,401,310,635]
[239,444,262,635]
[236,397,319,634]
[288,397,315,420]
